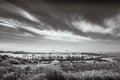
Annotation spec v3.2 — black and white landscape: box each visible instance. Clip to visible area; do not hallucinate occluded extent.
[0,0,120,80]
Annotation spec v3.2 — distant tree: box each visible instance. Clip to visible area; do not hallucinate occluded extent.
[14,51,24,54]
[41,56,45,61]
[48,56,53,61]
[0,50,4,53]
[59,56,63,62]
[66,56,71,61]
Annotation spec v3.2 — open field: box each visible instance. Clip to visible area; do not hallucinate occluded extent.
[0,52,120,80]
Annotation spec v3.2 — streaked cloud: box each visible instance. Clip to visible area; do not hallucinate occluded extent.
[72,19,110,34]
[71,15,120,38]
[104,14,120,37]
[0,17,92,42]
[0,0,120,52]
[39,30,93,42]
[1,0,119,42]
[13,32,34,37]
[0,17,18,28]
[0,1,40,23]
[23,26,92,42]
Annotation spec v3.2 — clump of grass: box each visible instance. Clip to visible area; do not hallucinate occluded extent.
[42,66,65,80]
[3,72,18,80]
[45,69,65,80]
[29,73,46,80]
[62,70,120,80]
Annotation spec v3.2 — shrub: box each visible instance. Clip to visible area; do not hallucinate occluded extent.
[0,62,11,66]
[3,72,17,80]
[8,59,20,64]
[30,73,46,80]
[45,69,65,80]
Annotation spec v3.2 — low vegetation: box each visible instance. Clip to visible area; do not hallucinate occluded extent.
[0,65,120,80]
[0,52,120,80]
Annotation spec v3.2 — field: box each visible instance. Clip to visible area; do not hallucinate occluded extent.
[0,51,120,80]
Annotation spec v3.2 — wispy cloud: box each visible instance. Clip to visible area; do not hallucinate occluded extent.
[0,1,40,23]
[13,32,34,37]
[0,17,92,42]
[0,17,18,28]
[31,29,93,42]
[104,14,120,37]
[71,16,120,38]
[72,18,111,34]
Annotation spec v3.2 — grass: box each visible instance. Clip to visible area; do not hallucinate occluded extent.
[0,54,120,80]
[43,66,120,80]
[1,64,120,80]
[61,62,115,72]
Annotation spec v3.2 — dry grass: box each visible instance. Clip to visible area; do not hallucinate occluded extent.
[1,54,120,80]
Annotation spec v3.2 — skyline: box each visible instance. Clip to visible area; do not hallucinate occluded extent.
[0,0,120,52]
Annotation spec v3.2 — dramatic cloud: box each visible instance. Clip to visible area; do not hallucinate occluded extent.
[0,17,92,42]
[0,1,40,23]
[0,17,19,28]
[13,32,34,37]
[38,30,93,42]
[1,0,120,42]
[0,0,120,52]
[104,14,120,37]
[71,15,120,38]
[24,27,93,42]
[72,18,110,34]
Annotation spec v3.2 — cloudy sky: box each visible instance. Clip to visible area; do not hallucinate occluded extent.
[0,0,120,52]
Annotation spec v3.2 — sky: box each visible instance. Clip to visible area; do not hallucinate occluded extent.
[0,0,120,52]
